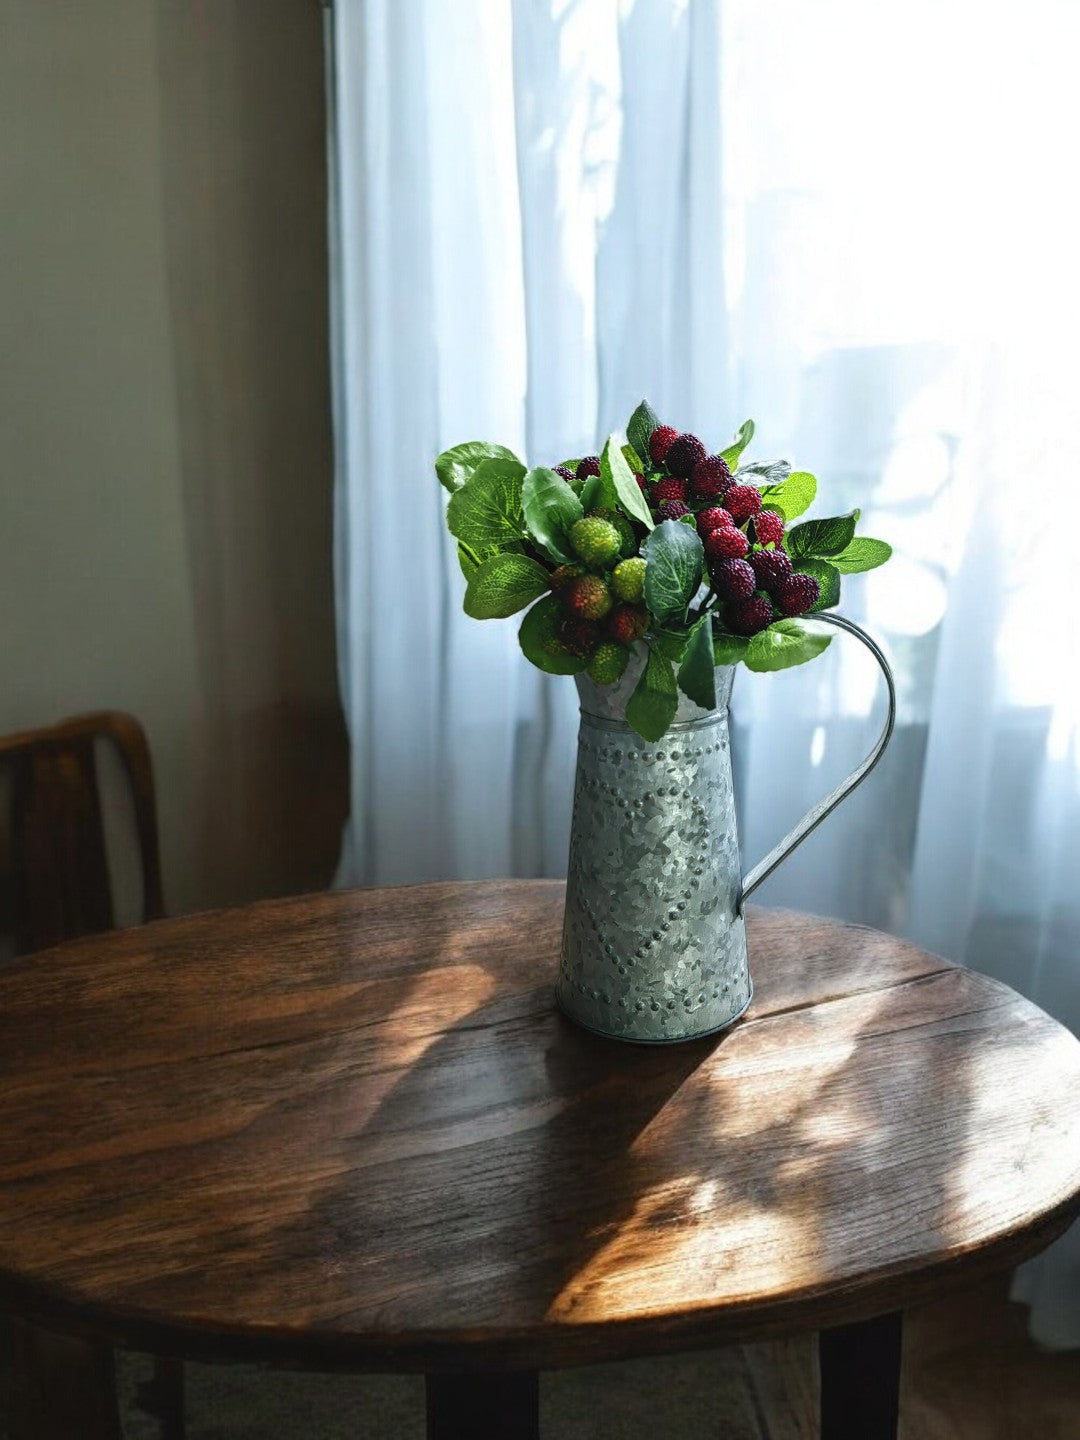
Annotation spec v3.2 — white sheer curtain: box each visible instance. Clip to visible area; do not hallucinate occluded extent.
[330,0,1080,1344]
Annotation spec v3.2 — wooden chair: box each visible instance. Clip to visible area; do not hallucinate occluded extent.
[0,711,183,1440]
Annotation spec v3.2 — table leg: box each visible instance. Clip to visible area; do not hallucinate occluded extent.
[819,1310,902,1440]
[8,1320,122,1440]
[425,1369,540,1440]
[136,1353,186,1439]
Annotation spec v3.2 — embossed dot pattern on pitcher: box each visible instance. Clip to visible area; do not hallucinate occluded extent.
[557,697,752,1043]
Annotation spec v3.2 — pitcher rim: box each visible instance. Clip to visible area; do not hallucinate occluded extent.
[578,707,729,736]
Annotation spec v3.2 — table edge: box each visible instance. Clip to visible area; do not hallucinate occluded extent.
[3,1189,1077,1373]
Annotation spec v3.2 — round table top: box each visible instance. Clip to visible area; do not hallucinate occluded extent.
[1,880,1079,1372]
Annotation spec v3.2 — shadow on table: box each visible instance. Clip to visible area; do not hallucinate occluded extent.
[251,903,1030,1372]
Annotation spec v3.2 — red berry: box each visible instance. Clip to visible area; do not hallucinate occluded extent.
[726,595,775,635]
[749,547,793,591]
[635,471,648,492]
[607,604,650,645]
[773,572,821,616]
[649,425,678,464]
[664,433,707,479]
[553,464,577,482]
[576,456,601,479]
[564,574,613,621]
[651,476,688,505]
[725,484,764,522]
[752,510,785,547]
[557,616,601,658]
[712,558,757,601]
[689,455,733,502]
[657,500,692,521]
[696,506,734,538]
[704,525,749,562]
[549,563,584,592]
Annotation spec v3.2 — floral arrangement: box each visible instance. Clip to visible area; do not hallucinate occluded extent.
[436,401,891,741]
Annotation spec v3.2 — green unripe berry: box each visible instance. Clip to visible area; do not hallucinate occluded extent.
[612,557,646,604]
[587,642,631,686]
[587,508,636,557]
[570,516,621,567]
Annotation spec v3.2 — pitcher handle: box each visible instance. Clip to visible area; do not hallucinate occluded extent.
[738,613,896,910]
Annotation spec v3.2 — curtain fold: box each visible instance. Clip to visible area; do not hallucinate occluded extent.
[330,0,1080,1345]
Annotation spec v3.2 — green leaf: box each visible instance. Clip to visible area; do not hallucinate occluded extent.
[602,435,654,529]
[464,553,551,619]
[627,399,660,463]
[651,625,691,663]
[738,459,791,484]
[436,441,521,494]
[713,631,750,667]
[578,472,603,512]
[518,595,589,675]
[445,457,527,549]
[648,524,705,624]
[793,557,841,611]
[678,616,717,710]
[622,442,643,473]
[458,541,511,582]
[720,418,755,469]
[457,542,482,582]
[522,466,583,564]
[625,645,678,742]
[744,619,833,673]
[643,520,704,626]
[759,470,818,521]
[787,510,858,559]
[830,537,893,574]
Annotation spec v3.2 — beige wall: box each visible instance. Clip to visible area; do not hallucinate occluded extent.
[0,1,346,915]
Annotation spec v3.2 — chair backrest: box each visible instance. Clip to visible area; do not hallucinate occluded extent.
[0,712,164,957]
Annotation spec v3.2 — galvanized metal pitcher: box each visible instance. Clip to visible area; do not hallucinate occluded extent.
[557,613,896,1043]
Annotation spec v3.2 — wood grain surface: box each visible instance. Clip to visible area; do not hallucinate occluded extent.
[0,881,1078,1373]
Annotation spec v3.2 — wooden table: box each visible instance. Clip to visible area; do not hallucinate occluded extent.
[2,881,1079,1440]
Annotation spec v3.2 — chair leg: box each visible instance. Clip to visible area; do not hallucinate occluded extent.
[135,1353,185,1439]
[9,1319,122,1440]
